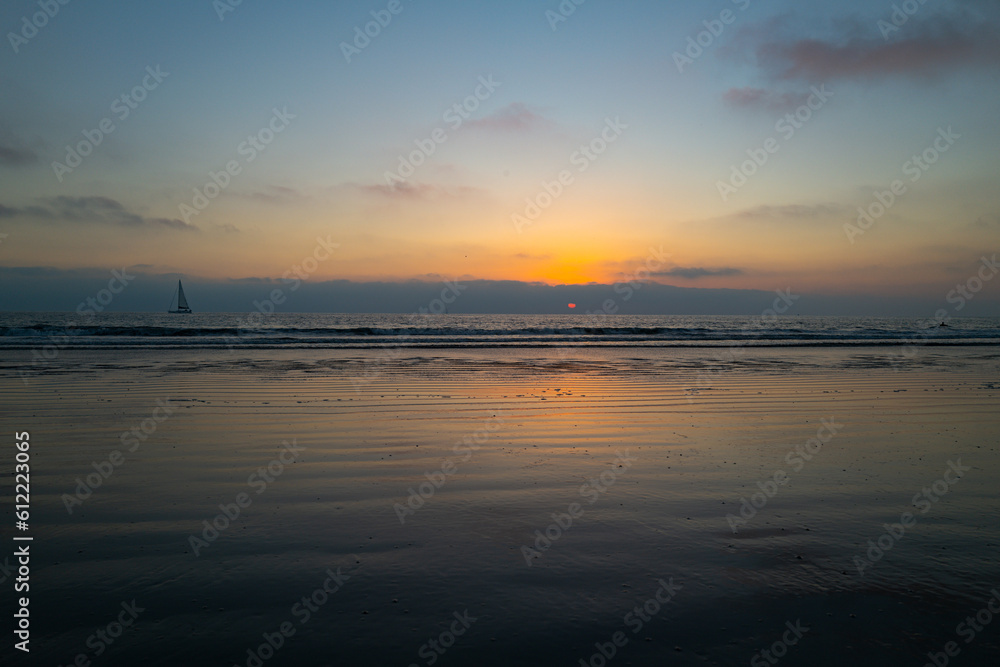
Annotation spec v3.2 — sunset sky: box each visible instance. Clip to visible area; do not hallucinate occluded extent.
[1,0,998,312]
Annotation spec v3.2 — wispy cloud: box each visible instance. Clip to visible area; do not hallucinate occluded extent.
[241,185,303,203]
[972,213,1000,229]
[723,87,815,112]
[355,181,483,201]
[0,145,37,166]
[653,267,744,279]
[743,13,1000,82]
[0,121,40,167]
[733,203,845,220]
[463,103,555,133]
[0,196,198,231]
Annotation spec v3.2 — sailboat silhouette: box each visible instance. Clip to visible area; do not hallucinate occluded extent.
[168,280,193,314]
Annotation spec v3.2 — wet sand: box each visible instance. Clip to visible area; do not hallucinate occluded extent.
[2,347,999,666]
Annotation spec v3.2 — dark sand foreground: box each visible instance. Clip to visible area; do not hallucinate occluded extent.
[2,347,999,666]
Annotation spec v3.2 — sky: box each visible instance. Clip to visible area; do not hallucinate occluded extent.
[1,0,998,314]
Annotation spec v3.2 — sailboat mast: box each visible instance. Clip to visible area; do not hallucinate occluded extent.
[177,280,189,310]
[168,279,193,313]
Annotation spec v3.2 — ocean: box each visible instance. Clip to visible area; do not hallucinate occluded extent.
[2,312,999,349]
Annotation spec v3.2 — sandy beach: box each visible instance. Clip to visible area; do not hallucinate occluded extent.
[2,346,998,665]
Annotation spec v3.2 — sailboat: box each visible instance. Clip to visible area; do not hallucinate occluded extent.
[168,279,193,314]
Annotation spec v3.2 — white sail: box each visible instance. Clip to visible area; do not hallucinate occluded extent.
[176,281,189,310]
[169,280,193,313]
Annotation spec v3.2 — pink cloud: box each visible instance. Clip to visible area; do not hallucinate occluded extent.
[463,103,553,132]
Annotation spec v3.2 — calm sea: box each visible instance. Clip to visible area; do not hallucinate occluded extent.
[1,312,998,349]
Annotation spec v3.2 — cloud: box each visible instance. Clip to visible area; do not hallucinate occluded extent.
[750,16,1000,82]
[2,269,996,316]
[0,121,40,167]
[972,214,1000,229]
[0,145,37,166]
[463,103,554,132]
[355,181,483,201]
[0,196,198,231]
[652,267,744,279]
[50,196,147,224]
[722,87,814,112]
[148,216,198,231]
[241,185,303,203]
[733,203,845,220]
